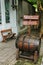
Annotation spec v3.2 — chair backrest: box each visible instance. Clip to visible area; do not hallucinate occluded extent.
[23,15,39,25]
[1,29,12,36]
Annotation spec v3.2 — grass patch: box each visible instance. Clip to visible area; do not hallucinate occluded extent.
[15,56,42,65]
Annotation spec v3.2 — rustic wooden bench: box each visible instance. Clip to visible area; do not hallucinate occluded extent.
[1,29,16,42]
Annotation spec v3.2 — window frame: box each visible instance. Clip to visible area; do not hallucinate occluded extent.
[0,0,2,24]
[5,0,10,23]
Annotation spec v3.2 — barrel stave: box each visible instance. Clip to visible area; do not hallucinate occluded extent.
[16,35,40,52]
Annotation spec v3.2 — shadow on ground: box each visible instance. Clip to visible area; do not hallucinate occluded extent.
[15,56,42,65]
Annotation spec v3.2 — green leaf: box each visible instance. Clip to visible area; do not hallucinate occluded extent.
[28,0,37,3]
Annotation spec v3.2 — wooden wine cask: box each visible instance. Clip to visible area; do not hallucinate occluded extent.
[16,35,40,52]
[16,34,26,50]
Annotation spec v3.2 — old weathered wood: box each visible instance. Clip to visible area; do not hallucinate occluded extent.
[1,29,16,42]
[16,15,40,63]
[34,51,38,63]
[23,15,39,25]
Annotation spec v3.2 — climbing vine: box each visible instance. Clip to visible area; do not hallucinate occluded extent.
[37,0,43,11]
[40,2,43,11]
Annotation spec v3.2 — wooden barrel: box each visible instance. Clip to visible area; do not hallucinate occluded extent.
[16,35,26,50]
[16,35,40,52]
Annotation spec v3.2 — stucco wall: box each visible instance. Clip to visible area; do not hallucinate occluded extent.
[0,0,18,42]
[22,1,29,15]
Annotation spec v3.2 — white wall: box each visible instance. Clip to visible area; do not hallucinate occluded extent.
[10,0,18,35]
[0,0,18,42]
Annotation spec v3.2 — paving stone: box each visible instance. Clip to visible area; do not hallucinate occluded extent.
[40,39,43,56]
[0,40,17,65]
[41,58,43,65]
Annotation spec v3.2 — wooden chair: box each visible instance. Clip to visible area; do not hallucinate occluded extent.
[1,29,16,42]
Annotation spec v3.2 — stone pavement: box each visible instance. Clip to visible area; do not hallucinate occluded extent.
[0,39,43,65]
[41,58,43,65]
[40,39,43,65]
[40,39,43,56]
[0,40,17,65]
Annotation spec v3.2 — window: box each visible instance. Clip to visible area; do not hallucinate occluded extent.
[0,0,1,24]
[5,0,10,23]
